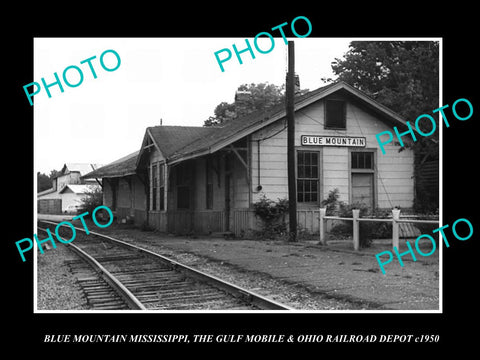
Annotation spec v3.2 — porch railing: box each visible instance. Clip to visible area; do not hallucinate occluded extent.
[319,208,439,251]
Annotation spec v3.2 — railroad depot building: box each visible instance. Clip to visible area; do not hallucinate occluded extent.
[83,81,417,236]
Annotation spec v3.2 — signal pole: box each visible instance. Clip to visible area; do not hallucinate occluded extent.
[286,41,297,242]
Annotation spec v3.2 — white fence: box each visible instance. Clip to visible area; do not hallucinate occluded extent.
[318,208,439,251]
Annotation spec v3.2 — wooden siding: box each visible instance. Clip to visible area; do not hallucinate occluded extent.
[297,209,320,233]
[233,154,250,209]
[230,209,321,236]
[134,209,146,226]
[148,211,167,231]
[233,209,254,236]
[250,97,415,210]
[195,211,225,233]
[58,191,84,212]
[193,157,230,212]
[167,211,192,234]
[153,152,250,234]
[133,176,146,211]
[56,173,82,190]
[251,128,288,202]
[103,175,146,224]
[124,176,146,219]
[38,199,62,214]
[145,208,323,236]
[415,159,439,208]
[115,207,130,222]
[102,179,116,210]
[117,178,131,208]
[323,147,349,203]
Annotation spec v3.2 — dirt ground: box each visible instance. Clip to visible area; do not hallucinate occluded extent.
[88,223,439,311]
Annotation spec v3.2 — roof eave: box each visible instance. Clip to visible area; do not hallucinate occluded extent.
[100,171,137,179]
[168,111,287,165]
[167,86,338,164]
[136,128,166,169]
[154,82,418,166]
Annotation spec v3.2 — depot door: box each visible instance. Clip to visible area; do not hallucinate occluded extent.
[351,173,374,209]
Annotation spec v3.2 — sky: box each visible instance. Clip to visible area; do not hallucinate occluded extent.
[34,37,353,174]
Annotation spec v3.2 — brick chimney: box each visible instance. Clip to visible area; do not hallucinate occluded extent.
[234,90,252,117]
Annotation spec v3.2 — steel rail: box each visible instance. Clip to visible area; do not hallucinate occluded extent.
[38,226,146,310]
[38,220,293,310]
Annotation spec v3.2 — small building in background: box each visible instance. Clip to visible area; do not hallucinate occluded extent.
[37,163,102,214]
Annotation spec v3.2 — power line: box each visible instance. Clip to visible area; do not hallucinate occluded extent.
[297,110,350,136]
[256,119,287,142]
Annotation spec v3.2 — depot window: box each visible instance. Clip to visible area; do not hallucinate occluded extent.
[159,164,165,210]
[351,151,374,170]
[297,150,319,203]
[151,163,158,211]
[350,151,375,209]
[150,163,165,211]
[325,99,346,129]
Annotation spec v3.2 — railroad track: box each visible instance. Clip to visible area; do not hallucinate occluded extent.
[64,255,133,310]
[37,220,293,311]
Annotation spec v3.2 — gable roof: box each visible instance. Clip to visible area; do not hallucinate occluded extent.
[82,151,139,179]
[136,125,218,168]
[166,81,411,164]
[58,184,100,194]
[57,163,103,177]
[38,187,56,197]
[92,81,413,177]
[147,126,217,159]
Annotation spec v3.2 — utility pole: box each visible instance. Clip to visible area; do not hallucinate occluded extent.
[286,41,297,242]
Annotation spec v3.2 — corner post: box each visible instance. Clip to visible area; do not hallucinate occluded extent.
[352,209,360,251]
[319,207,326,245]
[392,208,401,250]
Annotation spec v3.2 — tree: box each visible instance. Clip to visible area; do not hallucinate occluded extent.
[37,169,62,192]
[204,82,309,127]
[204,102,236,127]
[49,169,61,179]
[326,41,440,212]
[37,172,51,192]
[326,41,439,144]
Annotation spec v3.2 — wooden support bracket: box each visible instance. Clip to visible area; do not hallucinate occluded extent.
[229,145,250,186]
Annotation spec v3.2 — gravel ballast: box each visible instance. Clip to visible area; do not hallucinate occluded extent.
[36,219,439,311]
[36,242,88,310]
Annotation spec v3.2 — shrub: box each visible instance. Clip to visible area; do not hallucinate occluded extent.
[321,188,341,215]
[253,195,289,239]
[78,185,103,217]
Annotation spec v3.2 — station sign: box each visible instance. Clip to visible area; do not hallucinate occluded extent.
[301,135,366,147]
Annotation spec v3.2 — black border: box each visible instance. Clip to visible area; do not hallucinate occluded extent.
[7,4,479,353]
